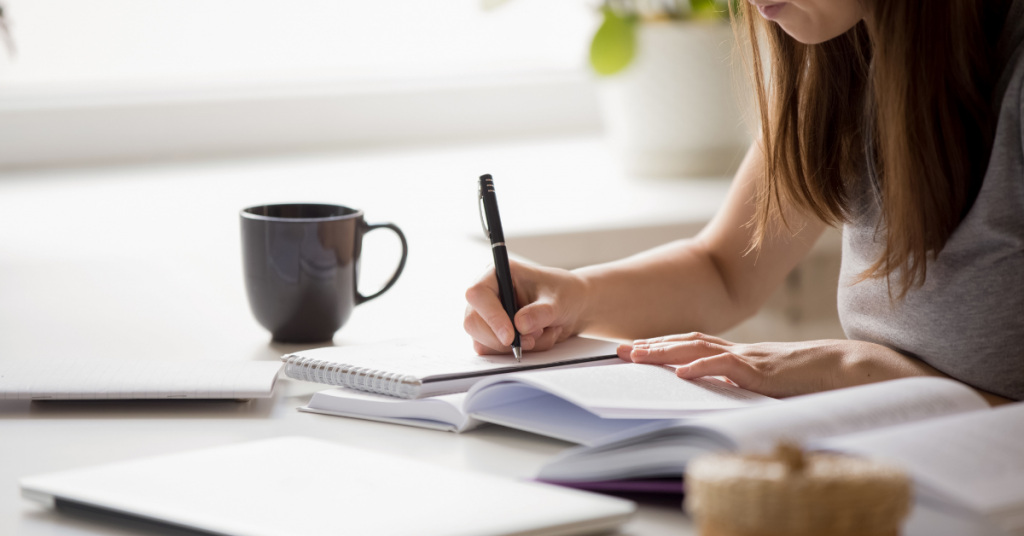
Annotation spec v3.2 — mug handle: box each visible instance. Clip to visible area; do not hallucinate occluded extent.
[355,222,409,305]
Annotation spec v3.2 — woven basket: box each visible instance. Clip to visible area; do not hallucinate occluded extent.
[686,443,911,536]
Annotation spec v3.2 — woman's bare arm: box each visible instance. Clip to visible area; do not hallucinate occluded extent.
[573,144,826,339]
[464,143,826,352]
[463,145,1014,407]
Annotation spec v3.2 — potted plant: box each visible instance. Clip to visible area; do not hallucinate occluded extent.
[590,0,751,177]
[491,0,751,176]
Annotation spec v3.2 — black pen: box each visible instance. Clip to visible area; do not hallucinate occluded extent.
[477,174,522,362]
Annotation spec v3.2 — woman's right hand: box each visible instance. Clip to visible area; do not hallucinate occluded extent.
[463,260,590,355]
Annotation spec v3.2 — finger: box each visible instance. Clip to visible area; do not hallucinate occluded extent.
[617,343,633,361]
[676,353,761,389]
[473,265,501,292]
[631,340,728,365]
[634,332,732,347]
[634,332,733,347]
[464,309,510,353]
[513,327,543,352]
[528,326,563,353]
[515,300,556,335]
[465,279,516,346]
[508,258,532,290]
[641,340,728,353]
[508,259,546,310]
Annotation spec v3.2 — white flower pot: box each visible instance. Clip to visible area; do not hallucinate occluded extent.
[598,21,752,177]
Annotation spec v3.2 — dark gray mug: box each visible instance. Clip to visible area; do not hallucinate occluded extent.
[240,203,407,343]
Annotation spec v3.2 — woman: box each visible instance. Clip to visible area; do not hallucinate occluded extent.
[464,0,1023,405]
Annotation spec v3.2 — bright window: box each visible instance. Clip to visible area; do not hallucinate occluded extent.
[0,0,597,91]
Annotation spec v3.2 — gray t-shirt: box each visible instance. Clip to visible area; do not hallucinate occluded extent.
[838,5,1024,401]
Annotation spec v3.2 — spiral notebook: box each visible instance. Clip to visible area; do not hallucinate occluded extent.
[281,336,620,399]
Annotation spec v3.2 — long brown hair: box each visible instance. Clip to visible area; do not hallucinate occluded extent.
[739,0,1004,297]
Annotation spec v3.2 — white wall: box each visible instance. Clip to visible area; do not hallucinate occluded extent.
[0,0,603,167]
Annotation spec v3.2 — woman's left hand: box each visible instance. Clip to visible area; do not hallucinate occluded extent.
[617,333,945,398]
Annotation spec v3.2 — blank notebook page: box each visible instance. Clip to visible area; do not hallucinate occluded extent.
[0,359,283,399]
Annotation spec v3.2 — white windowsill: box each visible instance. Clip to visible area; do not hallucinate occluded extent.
[0,69,603,168]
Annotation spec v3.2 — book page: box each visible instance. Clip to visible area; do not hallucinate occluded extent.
[467,383,666,445]
[0,359,282,399]
[821,403,1024,527]
[286,336,620,381]
[469,363,775,419]
[695,377,988,452]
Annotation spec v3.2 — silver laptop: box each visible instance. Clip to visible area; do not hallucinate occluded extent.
[21,436,635,536]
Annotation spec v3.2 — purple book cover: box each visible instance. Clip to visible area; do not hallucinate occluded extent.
[538,478,684,495]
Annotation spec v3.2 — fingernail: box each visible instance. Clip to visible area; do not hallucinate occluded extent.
[498,328,512,345]
[522,336,534,350]
[632,348,649,357]
[676,365,690,376]
[518,316,532,333]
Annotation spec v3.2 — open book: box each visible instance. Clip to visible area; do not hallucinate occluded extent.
[823,403,1024,535]
[299,362,775,444]
[282,336,620,399]
[537,377,1024,535]
[537,377,988,482]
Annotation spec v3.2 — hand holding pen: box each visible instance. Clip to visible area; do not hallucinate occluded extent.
[465,175,584,357]
[477,174,522,361]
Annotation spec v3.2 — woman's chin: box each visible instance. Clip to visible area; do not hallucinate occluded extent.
[776,23,848,45]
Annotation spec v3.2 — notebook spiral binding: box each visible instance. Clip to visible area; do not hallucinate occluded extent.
[281,355,422,399]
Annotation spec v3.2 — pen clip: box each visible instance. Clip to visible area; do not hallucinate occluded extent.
[477,182,490,239]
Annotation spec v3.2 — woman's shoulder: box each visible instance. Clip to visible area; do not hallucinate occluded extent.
[984,50,1024,202]
[995,0,1024,109]
[996,44,1024,117]
[993,41,1024,157]
[1009,51,1024,113]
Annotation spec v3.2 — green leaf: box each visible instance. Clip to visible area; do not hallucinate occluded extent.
[589,7,637,76]
[690,0,716,13]
[689,0,730,19]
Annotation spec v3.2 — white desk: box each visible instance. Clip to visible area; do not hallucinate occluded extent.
[0,136,984,536]
[0,137,713,535]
